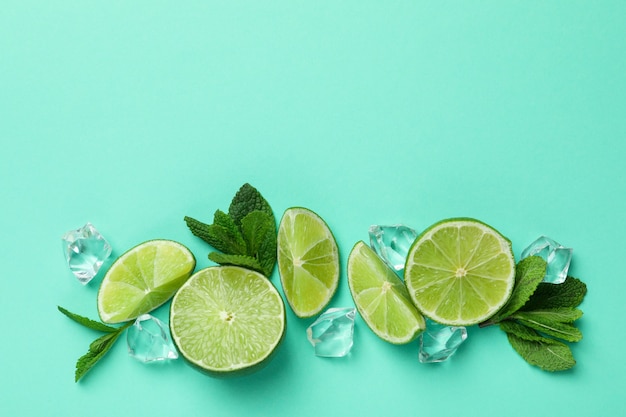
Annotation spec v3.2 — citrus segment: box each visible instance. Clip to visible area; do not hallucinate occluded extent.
[277,208,339,318]
[347,241,425,344]
[405,218,515,326]
[98,240,195,323]
[170,266,285,375]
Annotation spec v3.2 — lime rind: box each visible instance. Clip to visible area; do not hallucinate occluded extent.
[348,241,426,344]
[405,218,515,326]
[170,266,286,376]
[277,207,340,318]
[97,239,196,324]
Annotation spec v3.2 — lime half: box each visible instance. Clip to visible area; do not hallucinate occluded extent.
[277,207,340,318]
[405,218,515,326]
[348,241,425,344]
[97,240,195,324]
[170,266,285,376]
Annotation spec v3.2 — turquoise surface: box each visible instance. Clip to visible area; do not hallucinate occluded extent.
[2,1,625,416]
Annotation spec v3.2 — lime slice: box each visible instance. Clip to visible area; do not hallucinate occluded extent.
[97,240,195,324]
[277,207,340,318]
[405,218,515,326]
[170,266,285,376]
[348,241,426,344]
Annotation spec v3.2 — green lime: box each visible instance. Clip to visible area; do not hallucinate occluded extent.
[170,266,285,376]
[97,239,195,324]
[405,218,515,326]
[348,241,426,344]
[277,207,340,318]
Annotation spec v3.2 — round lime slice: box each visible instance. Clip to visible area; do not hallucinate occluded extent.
[348,241,425,344]
[170,266,286,376]
[277,207,340,318]
[97,239,195,324]
[405,218,515,326]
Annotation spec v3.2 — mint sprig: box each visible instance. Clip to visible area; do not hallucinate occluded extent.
[501,321,576,372]
[58,306,131,382]
[480,258,587,372]
[184,183,277,277]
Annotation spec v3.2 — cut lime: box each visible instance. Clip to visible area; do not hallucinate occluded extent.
[405,218,515,326]
[277,207,340,318]
[348,241,426,344]
[170,266,285,376]
[97,240,195,324]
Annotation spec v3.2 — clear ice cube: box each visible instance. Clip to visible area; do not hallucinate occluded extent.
[127,314,178,363]
[307,307,356,357]
[368,225,418,275]
[61,222,112,284]
[419,320,467,363]
[521,236,572,284]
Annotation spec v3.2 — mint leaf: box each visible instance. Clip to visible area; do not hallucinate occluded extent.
[505,332,576,372]
[241,211,274,255]
[257,227,277,276]
[510,311,583,342]
[59,307,132,382]
[184,216,217,246]
[228,183,273,226]
[514,307,583,323]
[521,276,587,311]
[75,329,126,382]
[208,252,264,273]
[211,209,247,254]
[88,330,120,352]
[490,256,547,322]
[184,216,247,255]
[239,210,277,276]
[499,320,545,341]
[58,306,117,333]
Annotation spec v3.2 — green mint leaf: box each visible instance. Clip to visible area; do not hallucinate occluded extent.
[74,323,130,382]
[228,183,273,227]
[491,256,547,322]
[514,307,583,323]
[240,210,274,255]
[257,227,277,277]
[499,320,545,341]
[208,252,264,273]
[184,216,216,246]
[205,224,247,255]
[212,209,247,253]
[510,311,583,342]
[521,276,588,311]
[184,215,247,255]
[88,330,120,352]
[58,306,118,333]
[239,210,277,276]
[505,332,576,372]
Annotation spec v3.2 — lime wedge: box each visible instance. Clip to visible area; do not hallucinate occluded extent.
[97,240,195,324]
[405,218,515,326]
[348,241,426,344]
[170,266,285,376]
[277,207,340,318]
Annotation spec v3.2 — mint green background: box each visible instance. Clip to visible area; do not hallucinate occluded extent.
[1,1,625,416]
